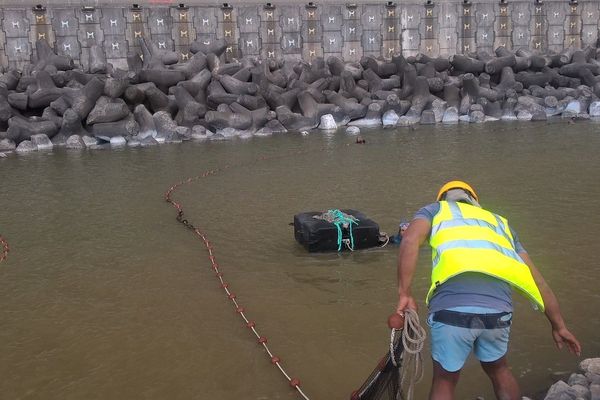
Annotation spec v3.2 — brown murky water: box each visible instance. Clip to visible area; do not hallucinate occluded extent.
[1,120,599,400]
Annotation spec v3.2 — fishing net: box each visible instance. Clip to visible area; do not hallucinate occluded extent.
[350,331,404,400]
[351,310,426,400]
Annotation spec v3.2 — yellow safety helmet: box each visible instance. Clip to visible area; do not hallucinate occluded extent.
[436,180,479,202]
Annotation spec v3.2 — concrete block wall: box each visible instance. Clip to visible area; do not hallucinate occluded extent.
[582,2,600,47]
[1,1,599,70]
[494,3,512,50]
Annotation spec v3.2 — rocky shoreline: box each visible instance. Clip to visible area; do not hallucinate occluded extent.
[534,357,600,400]
[2,38,600,155]
[473,358,600,400]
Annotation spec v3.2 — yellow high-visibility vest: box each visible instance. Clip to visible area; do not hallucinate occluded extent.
[427,201,545,312]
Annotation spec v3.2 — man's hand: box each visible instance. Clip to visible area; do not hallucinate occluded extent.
[552,326,582,356]
[396,294,418,314]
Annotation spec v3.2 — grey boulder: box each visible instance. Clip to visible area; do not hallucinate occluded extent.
[581,359,600,376]
[30,134,53,150]
[16,140,37,153]
[382,110,399,127]
[82,135,99,147]
[345,126,361,135]
[589,101,600,117]
[318,114,337,130]
[66,135,86,149]
[442,107,459,124]
[110,136,127,147]
[543,380,580,400]
[0,138,16,151]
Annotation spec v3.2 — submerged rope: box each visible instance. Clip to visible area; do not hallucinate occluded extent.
[390,309,426,400]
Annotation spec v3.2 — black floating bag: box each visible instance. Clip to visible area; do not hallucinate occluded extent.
[294,209,381,252]
[350,334,404,400]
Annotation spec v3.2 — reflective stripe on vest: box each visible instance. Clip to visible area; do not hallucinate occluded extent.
[427,201,545,312]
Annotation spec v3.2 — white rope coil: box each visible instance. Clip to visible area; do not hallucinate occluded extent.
[390,309,426,400]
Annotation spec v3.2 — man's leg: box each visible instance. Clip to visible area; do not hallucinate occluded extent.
[480,356,520,400]
[429,360,461,400]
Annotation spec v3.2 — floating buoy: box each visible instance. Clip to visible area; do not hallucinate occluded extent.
[387,313,405,330]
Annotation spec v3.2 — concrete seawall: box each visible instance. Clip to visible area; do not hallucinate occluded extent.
[0,1,599,70]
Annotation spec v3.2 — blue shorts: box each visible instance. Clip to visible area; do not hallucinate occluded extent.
[427,306,512,372]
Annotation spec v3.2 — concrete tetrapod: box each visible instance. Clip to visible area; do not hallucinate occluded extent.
[4,40,600,150]
[7,116,58,142]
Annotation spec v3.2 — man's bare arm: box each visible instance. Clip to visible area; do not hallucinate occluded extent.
[519,251,581,356]
[396,218,431,313]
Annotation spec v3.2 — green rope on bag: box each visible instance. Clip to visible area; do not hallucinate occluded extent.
[315,209,359,251]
